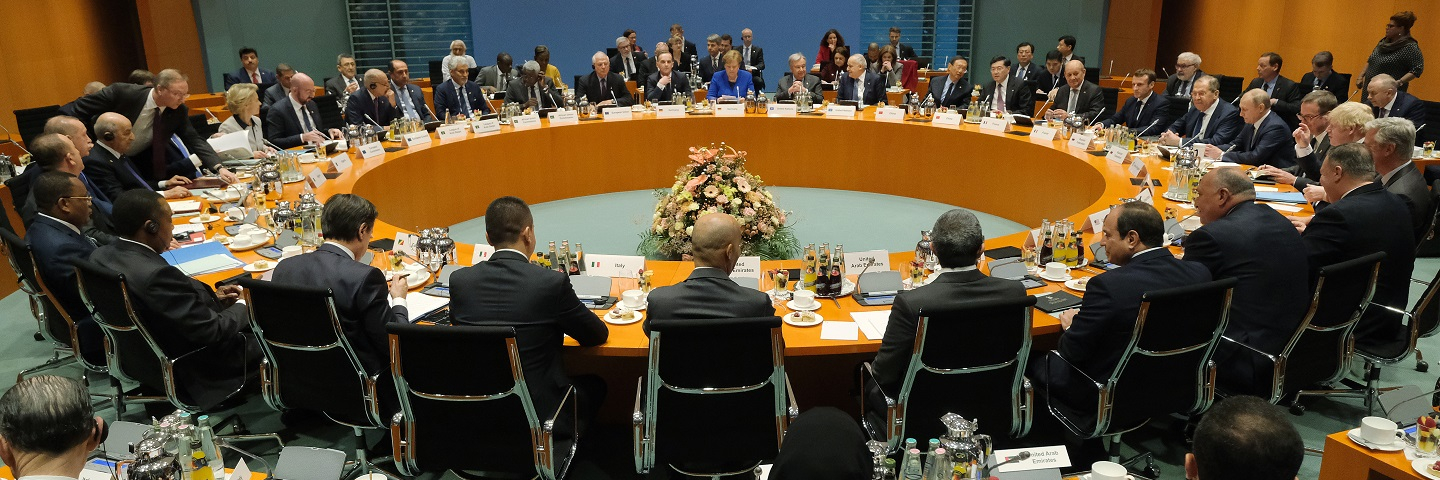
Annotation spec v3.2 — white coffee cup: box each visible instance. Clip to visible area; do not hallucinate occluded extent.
[246,232,268,245]
[1090,461,1127,480]
[225,207,244,220]
[281,245,303,258]
[621,289,644,308]
[1044,262,1070,279]
[1361,416,1399,445]
[793,289,818,309]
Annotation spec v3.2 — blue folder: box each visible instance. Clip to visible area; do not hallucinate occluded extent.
[1255,191,1307,204]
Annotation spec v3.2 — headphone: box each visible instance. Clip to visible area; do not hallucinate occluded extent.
[101,131,115,141]
[94,416,109,444]
[144,220,160,234]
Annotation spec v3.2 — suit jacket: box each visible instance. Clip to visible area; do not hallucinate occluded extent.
[982,78,1035,116]
[890,43,917,61]
[1102,93,1170,132]
[476,65,520,93]
[261,83,289,107]
[1384,163,1435,244]
[774,73,824,104]
[89,239,260,408]
[645,71,692,103]
[1166,100,1243,145]
[20,172,116,245]
[449,250,607,415]
[324,75,360,98]
[1219,111,1298,168]
[1035,69,1064,95]
[1246,75,1304,130]
[1302,182,1415,351]
[698,55,722,85]
[737,45,765,89]
[1012,62,1041,87]
[1291,134,1331,190]
[67,83,224,184]
[872,270,1027,393]
[26,215,96,327]
[1052,81,1105,121]
[1374,91,1427,126]
[836,71,886,106]
[270,243,407,374]
[223,68,277,90]
[503,77,564,109]
[644,267,775,331]
[1299,72,1349,101]
[576,71,635,107]
[433,80,492,119]
[390,83,435,122]
[611,52,647,83]
[264,96,326,149]
[1164,70,1206,97]
[84,145,152,201]
[343,91,397,127]
[927,76,971,109]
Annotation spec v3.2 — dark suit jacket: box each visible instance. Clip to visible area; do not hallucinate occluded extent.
[390,82,436,122]
[26,215,96,326]
[1374,91,1427,126]
[1301,182,1415,351]
[264,96,325,149]
[503,77,564,109]
[67,83,224,184]
[1384,163,1435,244]
[84,146,152,200]
[1102,93,1171,132]
[1292,134,1331,190]
[644,268,775,331]
[1246,75,1304,130]
[1219,111,1298,168]
[477,65,520,93]
[837,71,886,106]
[270,243,407,374]
[1164,70,1206,97]
[1052,81,1105,120]
[1166,100,1243,145]
[737,45,765,89]
[576,72,635,107]
[698,55,721,85]
[89,239,260,407]
[433,80,492,120]
[890,43,916,60]
[448,250,608,415]
[324,75,359,98]
[611,52,647,83]
[261,84,289,107]
[1299,72,1349,101]
[343,91,397,127]
[20,172,115,245]
[1035,69,1064,95]
[927,75,972,109]
[982,78,1034,116]
[774,73,824,104]
[645,71,692,103]
[1012,62,1041,87]
[223,68,277,90]
[872,270,1027,393]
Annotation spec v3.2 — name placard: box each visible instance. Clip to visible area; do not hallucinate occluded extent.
[657,105,686,118]
[1068,132,1095,150]
[471,244,495,264]
[730,256,762,278]
[436,124,467,141]
[874,107,905,122]
[401,131,431,147]
[979,116,1008,132]
[471,118,500,134]
[584,254,645,279]
[825,104,857,118]
[992,446,1072,473]
[1136,187,1154,205]
[1030,125,1058,141]
[1088,209,1108,234]
[767,103,797,117]
[844,250,891,272]
[715,103,745,117]
[1128,159,1146,176]
[1105,146,1129,164]
[393,233,419,256]
[602,107,632,120]
[305,167,327,188]
[548,110,579,125]
[330,154,352,172]
[932,111,963,126]
[512,114,541,130]
[358,141,385,159]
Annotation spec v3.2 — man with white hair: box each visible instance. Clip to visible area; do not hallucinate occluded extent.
[774,53,823,104]
[1366,117,1431,243]
[434,60,489,119]
[611,36,645,83]
[504,61,564,110]
[1166,51,1205,97]
[344,69,397,126]
[576,51,633,107]
[441,39,477,73]
[1367,74,1426,126]
[837,54,884,107]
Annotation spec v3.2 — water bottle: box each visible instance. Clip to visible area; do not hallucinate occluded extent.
[902,448,924,480]
[196,416,225,479]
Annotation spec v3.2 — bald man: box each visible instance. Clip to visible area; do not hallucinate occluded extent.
[86,113,191,200]
[344,69,397,126]
[644,213,775,331]
[265,72,342,148]
[1047,60,1105,122]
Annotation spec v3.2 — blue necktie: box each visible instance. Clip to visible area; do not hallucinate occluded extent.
[458,83,471,115]
[119,155,147,189]
[79,173,113,215]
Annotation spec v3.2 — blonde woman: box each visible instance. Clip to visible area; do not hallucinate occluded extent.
[216,83,273,158]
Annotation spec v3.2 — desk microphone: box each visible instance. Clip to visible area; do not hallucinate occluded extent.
[1179,135,1203,148]
[1231,94,1241,104]
[1348,87,1361,102]
[1161,67,1170,79]
[1108,60,1115,78]
[204,108,221,122]
[610,80,623,108]
[980,94,992,112]
[1119,73,1132,85]
[1035,97,1054,119]
[992,451,1032,469]
[0,122,32,157]
[1087,107,1108,127]
[1136,118,1161,137]
[363,113,385,129]
[1417,123,1427,135]
[423,102,440,122]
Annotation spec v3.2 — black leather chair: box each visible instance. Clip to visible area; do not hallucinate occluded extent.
[189,114,221,139]
[70,259,172,415]
[633,316,798,477]
[314,94,343,130]
[1046,277,1236,467]
[1217,75,1243,103]
[860,295,1039,453]
[1100,87,1120,117]
[428,61,443,85]
[386,323,574,480]
[14,105,61,147]
[1162,95,1192,131]
[0,227,77,380]
[1419,100,1440,146]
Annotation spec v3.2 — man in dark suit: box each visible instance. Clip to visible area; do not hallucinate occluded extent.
[387,60,435,122]
[1367,117,1433,243]
[646,212,775,327]
[837,54,886,107]
[89,190,261,409]
[261,64,295,109]
[982,56,1034,116]
[25,171,102,364]
[1295,143,1415,352]
[697,35,725,86]
[1160,76,1243,147]
[66,69,239,185]
[887,27,917,60]
[477,53,520,95]
[343,69,398,127]
[1101,69,1171,134]
[1013,42,1040,87]
[434,62,492,119]
[1245,52,1305,130]
[1258,91,1340,190]
[86,113,190,200]
[576,51,634,107]
[1056,35,1085,65]
[222,47,276,90]
[645,51,692,103]
[774,53,823,104]
[265,73,343,149]
[18,134,113,246]
[1165,52,1205,98]
[505,61,565,110]
[1299,51,1350,104]
[1034,50,1065,96]
[449,196,608,426]
[324,54,360,99]
[1367,74,1427,126]
[1212,89,1298,168]
[271,194,408,377]
[738,28,766,91]
[611,36,646,83]
[1185,168,1308,394]
[927,56,971,109]
[1047,60,1104,122]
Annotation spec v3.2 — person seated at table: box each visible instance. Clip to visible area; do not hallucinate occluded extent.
[611,36,646,83]
[344,69,398,127]
[1261,95,1362,196]
[1300,51,1349,101]
[1166,52,1206,98]
[1365,117,1430,244]
[89,189,261,408]
[1046,60,1104,122]
[1158,76,1242,147]
[389,59,435,122]
[265,73,343,149]
[18,134,114,245]
[1247,52,1305,131]
[645,212,775,328]
[222,46,275,90]
[216,84,274,159]
[816,29,846,78]
[434,61,491,120]
[1034,50,1065,96]
[478,53,519,95]
[534,45,567,90]
[639,42,667,85]
[504,61,564,110]
[26,172,103,364]
[667,35,694,73]
[0,376,107,480]
[1207,89,1296,169]
[926,56,970,109]
[448,196,608,431]
[87,113,190,200]
[707,50,755,103]
[1291,143,1415,352]
[870,209,1026,401]
[982,55,1033,116]
[818,46,849,84]
[837,54,885,108]
[697,34,724,85]
[870,45,902,87]
[775,53,824,104]
[1367,74,1426,126]
[577,51,634,107]
[1099,69,1170,134]
[262,63,295,108]
[646,51,691,104]
[1186,396,1303,480]
[767,407,873,480]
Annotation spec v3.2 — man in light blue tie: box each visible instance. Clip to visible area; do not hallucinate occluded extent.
[388,59,436,122]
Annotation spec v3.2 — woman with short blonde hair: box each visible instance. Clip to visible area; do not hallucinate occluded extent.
[216,83,272,158]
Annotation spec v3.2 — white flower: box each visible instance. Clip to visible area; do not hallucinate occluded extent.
[685,226,693,236]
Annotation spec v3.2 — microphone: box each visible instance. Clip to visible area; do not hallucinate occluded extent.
[204,108,221,122]
[1417,123,1427,135]
[0,122,32,157]
[992,450,1032,469]
[1119,73,1132,85]
[423,102,439,122]
[1034,97,1054,119]
[1231,94,1241,104]
[980,94,992,112]
[1136,118,1161,137]
[610,79,622,107]
[1179,135,1203,148]
[1161,67,1170,78]
[363,113,384,129]
[1087,107,1108,127]
[1348,88,1361,102]
[1108,60,1114,77]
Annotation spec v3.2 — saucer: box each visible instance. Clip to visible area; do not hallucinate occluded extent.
[1064,278,1089,292]
[1411,459,1440,480]
[617,301,648,311]
[243,260,276,273]
[1348,428,1405,451]
[783,311,823,327]
[604,308,643,325]
[1038,271,1072,282]
[190,215,222,224]
[786,300,821,312]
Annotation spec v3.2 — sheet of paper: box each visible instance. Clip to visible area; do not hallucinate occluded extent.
[1262,202,1304,213]
[585,254,645,278]
[226,459,251,480]
[169,200,202,213]
[173,223,204,235]
[731,256,761,278]
[1253,185,1279,192]
[819,321,859,341]
[404,292,450,322]
[206,130,251,155]
[176,254,244,276]
[471,244,495,263]
[850,310,891,340]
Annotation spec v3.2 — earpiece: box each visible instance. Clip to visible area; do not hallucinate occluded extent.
[144,220,159,234]
[95,417,109,443]
[102,131,115,141]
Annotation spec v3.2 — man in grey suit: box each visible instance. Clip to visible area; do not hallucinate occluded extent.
[324,54,360,98]
[477,52,519,95]
[1047,60,1105,122]
[504,61,564,110]
[645,213,775,332]
[773,53,823,104]
[261,63,295,108]
[1367,117,1433,243]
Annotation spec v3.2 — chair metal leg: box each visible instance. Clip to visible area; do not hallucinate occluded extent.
[1417,348,1429,372]
[16,348,75,382]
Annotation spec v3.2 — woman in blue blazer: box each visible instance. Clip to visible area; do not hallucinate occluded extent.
[707,50,754,102]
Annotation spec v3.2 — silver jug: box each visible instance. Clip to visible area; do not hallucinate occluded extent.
[938,413,992,479]
[259,163,284,199]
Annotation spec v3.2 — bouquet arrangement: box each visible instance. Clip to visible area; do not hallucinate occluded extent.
[638,143,798,260]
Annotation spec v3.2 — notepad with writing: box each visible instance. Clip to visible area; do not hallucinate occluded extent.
[1034,291,1083,313]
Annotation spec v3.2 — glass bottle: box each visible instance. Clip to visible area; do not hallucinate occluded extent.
[902,448,924,480]
[745,89,756,113]
[548,241,559,273]
[196,415,225,480]
[802,244,818,292]
[883,458,898,480]
[1039,220,1054,264]
[923,438,939,480]
[831,244,846,295]
[817,244,832,296]
[188,436,214,480]
[755,91,768,113]
[176,425,196,477]
[574,243,586,274]
[559,241,572,274]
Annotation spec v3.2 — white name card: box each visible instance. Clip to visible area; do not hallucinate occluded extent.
[471,118,500,134]
[1105,146,1129,164]
[715,103,746,117]
[512,113,541,130]
[730,256,762,278]
[1068,132,1095,149]
[932,111,963,126]
[548,110,579,125]
[1088,209,1109,234]
[1030,125,1058,141]
[436,124,467,141]
[358,141,384,159]
[305,167,326,188]
[1128,158,1146,176]
[979,116,1008,132]
[393,233,419,256]
[584,254,645,278]
[993,446,1072,473]
[844,250,891,272]
[401,131,431,147]
[656,104,686,118]
[825,104,857,118]
[602,107,632,120]
[874,107,905,122]
[767,103,797,117]
[330,154,352,172]
[1136,187,1154,205]
[471,244,496,264]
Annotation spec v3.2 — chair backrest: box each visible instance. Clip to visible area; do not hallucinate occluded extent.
[0,227,75,349]
[900,295,1037,441]
[427,61,443,85]
[644,316,788,468]
[386,323,544,476]
[1103,277,1236,432]
[188,114,220,139]
[314,95,342,129]
[1421,100,1440,145]
[1164,95,1191,128]
[239,278,380,428]
[1217,75,1243,103]
[14,105,61,147]
[70,258,165,390]
[1281,252,1384,391]
[0,226,40,294]
[1100,87,1119,114]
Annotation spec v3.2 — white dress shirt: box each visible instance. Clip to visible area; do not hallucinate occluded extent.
[128,89,162,156]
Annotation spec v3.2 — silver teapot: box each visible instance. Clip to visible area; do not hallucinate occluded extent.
[258,162,284,199]
[938,413,991,479]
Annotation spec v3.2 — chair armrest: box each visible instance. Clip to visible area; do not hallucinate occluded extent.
[539,385,576,480]
[1411,277,1432,287]
[1042,350,1106,438]
[389,411,412,477]
[1019,377,1034,437]
[859,362,897,408]
[1220,336,1279,363]
[632,377,648,474]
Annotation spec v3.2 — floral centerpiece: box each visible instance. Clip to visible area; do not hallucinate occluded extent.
[638,143,798,260]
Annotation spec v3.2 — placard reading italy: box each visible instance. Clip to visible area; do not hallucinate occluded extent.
[584,254,645,278]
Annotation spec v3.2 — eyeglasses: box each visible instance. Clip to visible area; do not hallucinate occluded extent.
[60,195,91,203]
[1176,63,1194,69]
[1297,113,1323,121]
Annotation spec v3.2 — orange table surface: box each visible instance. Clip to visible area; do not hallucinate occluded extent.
[1318,429,1429,480]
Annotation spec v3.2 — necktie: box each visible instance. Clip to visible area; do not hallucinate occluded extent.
[119,155,147,188]
[1067,90,1078,112]
[1381,108,1390,118]
[1016,65,1025,79]
[459,85,471,114]
[534,85,542,106]
[251,72,259,84]
[1136,100,1145,124]
[996,83,1005,110]
[1265,82,1274,94]
[627,57,634,76]
[301,105,315,131]
[150,107,166,178]
[79,173,113,215]
[744,48,750,67]
[943,81,955,103]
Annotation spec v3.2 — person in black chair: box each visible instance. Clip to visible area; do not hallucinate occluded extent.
[576,51,634,108]
[1186,168,1308,394]
[1159,76,1243,148]
[222,47,276,90]
[1367,74,1426,126]
[1186,396,1303,480]
[265,73,343,149]
[87,113,191,200]
[646,51,692,104]
[982,56,1033,116]
[836,54,886,108]
[1257,91,1339,191]
[926,56,970,109]
[646,212,775,327]
[504,61,564,111]
[1300,51,1350,101]
[448,196,608,431]
[1100,69,1170,134]
[1366,117,1431,244]
[1034,50,1065,97]
[1246,52,1305,130]
[434,61,492,120]
[17,134,114,245]
[26,171,102,365]
[1046,60,1104,123]
[774,53,823,105]
[343,69,397,127]
[388,60,435,123]
[0,376,106,480]
[1208,89,1297,169]
[88,189,261,409]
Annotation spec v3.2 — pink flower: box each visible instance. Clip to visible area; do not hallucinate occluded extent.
[735,177,752,193]
[684,175,709,192]
[743,207,756,217]
[703,185,720,198]
[716,194,729,205]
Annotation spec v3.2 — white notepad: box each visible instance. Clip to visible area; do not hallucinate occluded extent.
[850,311,891,340]
[819,321,859,341]
[404,292,450,322]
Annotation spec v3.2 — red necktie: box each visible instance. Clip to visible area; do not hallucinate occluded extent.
[251,72,259,84]
[150,107,166,178]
